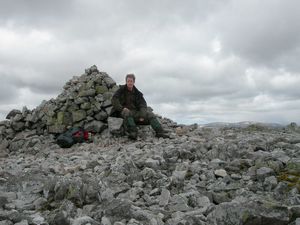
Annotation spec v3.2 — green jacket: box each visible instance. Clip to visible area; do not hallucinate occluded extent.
[112,85,147,113]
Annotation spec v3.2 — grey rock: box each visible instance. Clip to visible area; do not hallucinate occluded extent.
[99,188,114,202]
[166,210,207,225]
[172,170,187,184]
[108,117,124,135]
[231,173,242,180]
[113,222,126,225]
[101,216,112,225]
[71,216,100,225]
[263,176,278,191]
[6,109,21,119]
[9,140,25,152]
[50,211,70,225]
[212,191,231,204]
[12,114,23,122]
[141,167,156,181]
[144,158,160,170]
[11,121,25,131]
[102,99,112,108]
[0,126,6,135]
[130,206,164,225]
[210,158,226,168]
[84,120,106,133]
[4,128,15,139]
[29,213,47,225]
[74,97,87,105]
[271,150,291,164]
[127,219,142,225]
[33,197,47,210]
[14,220,29,225]
[22,106,30,117]
[275,182,290,195]
[104,199,132,218]
[288,188,300,205]
[196,195,211,209]
[78,89,96,97]
[0,210,21,223]
[0,193,16,203]
[158,188,170,207]
[90,65,99,73]
[167,195,190,212]
[0,196,8,208]
[207,201,290,225]
[287,159,300,174]
[256,167,275,181]
[0,139,9,157]
[214,169,227,178]
[72,110,86,122]
[80,102,91,110]
[105,106,114,116]
[92,102,102,111]
[48,124,66,134]
[103,76,116,88]
[0,220,13,225]
[95,85,108,94]
[290,206,300,222]
[94,111,108,121]
[103,91,113,100]
[57,111,72,126]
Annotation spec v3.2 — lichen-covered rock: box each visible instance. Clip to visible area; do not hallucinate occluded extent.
[287,159,300,174]
[107,117,124,135]
[72,110,86,123]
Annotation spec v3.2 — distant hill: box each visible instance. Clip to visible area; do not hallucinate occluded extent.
[202,121,285,128]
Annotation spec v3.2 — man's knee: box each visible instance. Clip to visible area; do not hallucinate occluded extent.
[145,111,155,120]
[121,110,133,118]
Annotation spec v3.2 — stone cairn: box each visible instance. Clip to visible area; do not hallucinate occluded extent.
[0,65,124,148]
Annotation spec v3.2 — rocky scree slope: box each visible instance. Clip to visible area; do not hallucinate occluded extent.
[0,66,300,225]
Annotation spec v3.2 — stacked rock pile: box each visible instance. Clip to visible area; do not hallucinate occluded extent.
[1,65,117,136]
[0,65,126,153]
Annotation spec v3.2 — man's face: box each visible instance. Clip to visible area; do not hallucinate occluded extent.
[126,77,135,90]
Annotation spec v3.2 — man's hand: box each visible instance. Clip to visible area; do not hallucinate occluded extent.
[139,118,144,122]
[121,107,130,117]
[122,108,130,113]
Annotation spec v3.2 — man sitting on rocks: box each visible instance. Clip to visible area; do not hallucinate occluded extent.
[112,73,169,140]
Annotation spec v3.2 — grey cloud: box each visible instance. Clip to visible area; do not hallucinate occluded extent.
[0,0,74,27]
[212,0,300,70]
[0,74,19,103]
[1,0,225,41]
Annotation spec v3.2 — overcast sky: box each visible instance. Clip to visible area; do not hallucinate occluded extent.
[1,0,300,125]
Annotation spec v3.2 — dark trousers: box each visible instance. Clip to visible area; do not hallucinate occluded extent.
[121,109,162,132]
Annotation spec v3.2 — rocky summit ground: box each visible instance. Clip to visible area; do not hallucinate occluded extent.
[1,120,300,225]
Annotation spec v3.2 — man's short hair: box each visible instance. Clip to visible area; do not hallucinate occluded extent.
[126,73,135,82]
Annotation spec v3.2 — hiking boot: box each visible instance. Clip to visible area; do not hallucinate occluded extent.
[124,116,138,140]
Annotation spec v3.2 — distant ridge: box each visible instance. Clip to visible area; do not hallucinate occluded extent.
[202,121,284,128]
